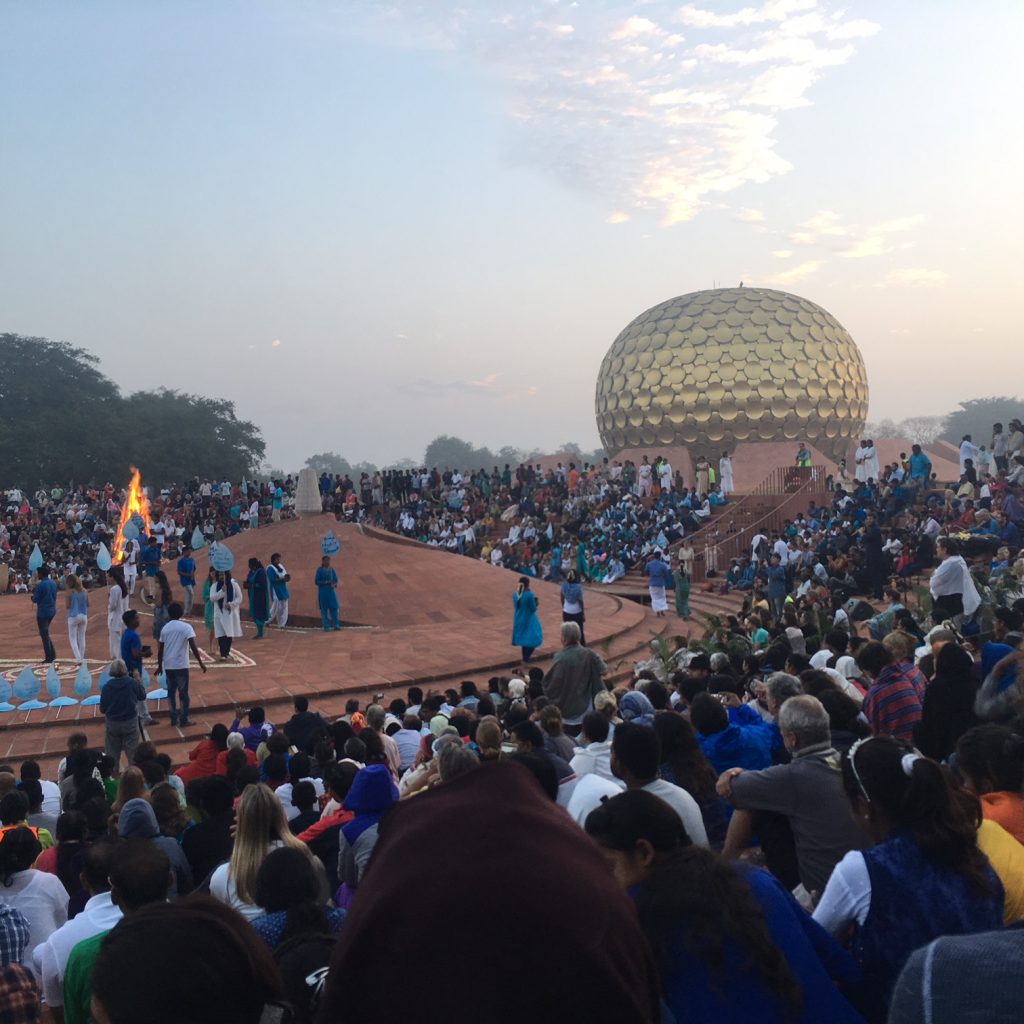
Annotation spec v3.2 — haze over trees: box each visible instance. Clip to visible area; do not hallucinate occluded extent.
[0,333,265,488]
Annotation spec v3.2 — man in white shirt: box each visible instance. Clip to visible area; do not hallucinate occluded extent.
[637,456,654,498]
[20,760,61,817]
[611,722,708,846]
[570,712,615,781]
[751,532,767,562]
[274,752,326,821]
[157,602,207,728]
[33,840,122,1010]
[959,435,979,475]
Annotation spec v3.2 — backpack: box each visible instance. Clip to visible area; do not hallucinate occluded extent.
[273,931,336,1024]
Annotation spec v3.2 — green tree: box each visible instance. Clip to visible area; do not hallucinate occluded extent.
[119,389,265,484]
[423,435,494,470]
[942,397,1024,447]
[0,333,123,486]
[305,452,354,476]
[0,334,265,487]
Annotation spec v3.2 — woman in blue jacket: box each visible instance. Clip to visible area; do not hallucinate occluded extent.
[512,576,542,663]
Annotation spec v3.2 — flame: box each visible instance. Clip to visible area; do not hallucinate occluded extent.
[112,467,151,563]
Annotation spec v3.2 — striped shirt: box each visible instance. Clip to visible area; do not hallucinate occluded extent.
[864,664,923,744]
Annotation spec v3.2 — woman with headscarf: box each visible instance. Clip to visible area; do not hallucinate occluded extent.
[317,761,663,1023]
[915,643,978,761]
[620,690,656,728]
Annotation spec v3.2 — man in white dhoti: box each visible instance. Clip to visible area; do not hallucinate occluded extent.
[854,441,869,484]
[266,552,290,627]
[719,452,734,495]
[863,440,880,482]
[659,459,673,495]
[638,456,654,498]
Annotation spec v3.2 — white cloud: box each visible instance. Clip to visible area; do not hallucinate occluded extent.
[791,210,925,257]
[606,210,631,223]
[882,267,949,288]
[271,338,282,348]
[761,259,821,285]
[789,209,847,244]
[888,328,913,336]
[468,372,502,389]
[772,249,793,258]
[338,2,880,226]
[734,206,766,222]
[612,17,662,41]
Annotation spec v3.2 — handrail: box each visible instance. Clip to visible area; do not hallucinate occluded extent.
[691,465,829,581]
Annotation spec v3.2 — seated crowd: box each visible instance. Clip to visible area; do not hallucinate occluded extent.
[3,585,1024,1022]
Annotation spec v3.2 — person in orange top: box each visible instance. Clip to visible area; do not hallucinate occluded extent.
[957,724,1024,845]
[177,724,230,785]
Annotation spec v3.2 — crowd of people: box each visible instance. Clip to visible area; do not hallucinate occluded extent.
[5,425,1024,1021]
[4,586,1024,1022]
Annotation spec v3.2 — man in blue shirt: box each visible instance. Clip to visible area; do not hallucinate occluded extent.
[120,610,144,679]
[139,537,161,604]
[908,444,932,487]
[31,566,58,663]
[176,547,196,616]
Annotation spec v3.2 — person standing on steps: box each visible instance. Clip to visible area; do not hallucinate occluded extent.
[266,552,290,628]
[512,575,543,663]
[315,555,340,631]
[645,550,672,618]
[560,570,586,647]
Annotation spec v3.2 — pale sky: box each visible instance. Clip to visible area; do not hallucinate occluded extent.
[2,1,1022,470]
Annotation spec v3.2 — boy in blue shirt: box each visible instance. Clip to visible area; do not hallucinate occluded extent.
[120,608,153,724]
[177,547,196,616]
[139,536,161,604]
[120,609,144,678]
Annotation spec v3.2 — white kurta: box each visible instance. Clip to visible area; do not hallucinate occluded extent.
[719,458,734,494]
[929,555,981,617]
[854,446,868,483]
[210,580,243,638]
[864,446,880,481]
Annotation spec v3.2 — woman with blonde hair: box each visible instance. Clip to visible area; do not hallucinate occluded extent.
[476,716,503,762]
[209,782,313,921]
[65,573,89,662]
[111,767,147,816]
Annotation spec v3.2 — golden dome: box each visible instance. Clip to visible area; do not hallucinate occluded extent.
[595,287,868,462]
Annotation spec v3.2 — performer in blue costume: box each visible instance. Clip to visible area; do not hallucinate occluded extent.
[316,555,340,631]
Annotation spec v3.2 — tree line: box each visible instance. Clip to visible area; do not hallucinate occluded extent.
[866,397,1024,449]
[0,333,265,488]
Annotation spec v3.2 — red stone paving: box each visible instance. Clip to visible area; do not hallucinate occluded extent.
[5,519,738,773]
